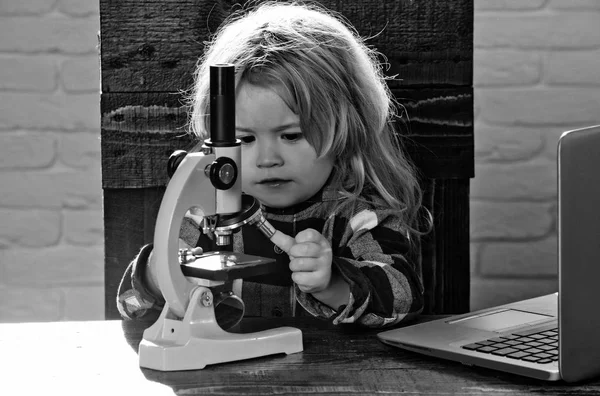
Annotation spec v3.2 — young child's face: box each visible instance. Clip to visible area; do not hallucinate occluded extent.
[235,82,334,208]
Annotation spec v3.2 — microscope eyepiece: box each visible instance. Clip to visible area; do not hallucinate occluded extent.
[208,64,236,147]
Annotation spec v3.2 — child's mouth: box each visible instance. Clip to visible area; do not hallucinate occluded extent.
[258,178,290,188]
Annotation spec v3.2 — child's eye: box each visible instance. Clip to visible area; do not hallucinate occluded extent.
[237,135,255,144]
[281,133,303,142]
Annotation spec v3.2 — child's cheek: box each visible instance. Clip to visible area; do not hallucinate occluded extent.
[239,167,254,195]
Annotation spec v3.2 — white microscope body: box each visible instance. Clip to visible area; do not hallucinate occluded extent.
[138,64,303,371]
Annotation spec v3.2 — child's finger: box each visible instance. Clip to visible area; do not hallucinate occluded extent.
[289,241,321,258]
[291,271,319,292]
[294,228,324,244]
[269,229,295,254]
[289,257,318,272]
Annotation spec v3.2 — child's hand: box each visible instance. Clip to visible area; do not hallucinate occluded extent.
[289,228,333,294]
[272,228,333,294]
[270,228,349,310]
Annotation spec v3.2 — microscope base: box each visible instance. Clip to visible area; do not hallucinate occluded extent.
[138,286,304,371]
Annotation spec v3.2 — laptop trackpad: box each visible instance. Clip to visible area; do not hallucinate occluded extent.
[449,309,553,332]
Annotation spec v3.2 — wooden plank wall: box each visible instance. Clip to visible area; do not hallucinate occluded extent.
[100,0,474,319]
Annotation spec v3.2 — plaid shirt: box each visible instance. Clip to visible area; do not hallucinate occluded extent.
[117,185,423,328]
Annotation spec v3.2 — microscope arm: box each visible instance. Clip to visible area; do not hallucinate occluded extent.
[153,151,218,318]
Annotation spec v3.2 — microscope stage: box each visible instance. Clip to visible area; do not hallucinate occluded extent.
[181,252,278,281]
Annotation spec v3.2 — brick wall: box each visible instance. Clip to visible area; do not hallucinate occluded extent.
[471,0,600,310]
[0,0,104,322]
[0,0,599,322]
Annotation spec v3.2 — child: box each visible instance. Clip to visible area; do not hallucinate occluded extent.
[117,1,426,328]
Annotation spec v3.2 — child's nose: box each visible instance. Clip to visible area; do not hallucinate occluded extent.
[256,142,283,168]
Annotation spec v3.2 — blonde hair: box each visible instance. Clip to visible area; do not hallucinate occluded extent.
[188,1,424,235]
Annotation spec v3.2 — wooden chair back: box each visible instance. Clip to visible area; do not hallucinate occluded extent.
[100,0,474,319]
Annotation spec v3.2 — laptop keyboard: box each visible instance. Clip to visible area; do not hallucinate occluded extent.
[461,323,558,364]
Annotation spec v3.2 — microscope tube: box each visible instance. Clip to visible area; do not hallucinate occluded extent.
[210,64,236,146]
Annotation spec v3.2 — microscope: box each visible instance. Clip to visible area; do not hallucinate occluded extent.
[138,64,303,371]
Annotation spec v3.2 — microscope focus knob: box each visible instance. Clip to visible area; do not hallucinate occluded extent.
[167,150,188,178]
[208,157,238,190]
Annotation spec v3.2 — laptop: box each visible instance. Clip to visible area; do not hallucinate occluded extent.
[378,125,600,383]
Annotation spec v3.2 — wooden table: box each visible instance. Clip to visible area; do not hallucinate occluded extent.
[1,317,599,395]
